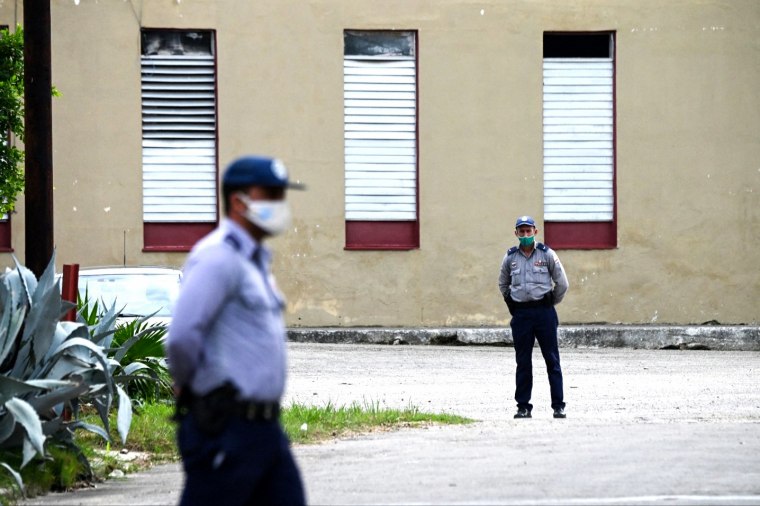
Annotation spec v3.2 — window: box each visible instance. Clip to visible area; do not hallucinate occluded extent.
[141,30,218,251]
[343,30,419,250]
[543,32,616,249]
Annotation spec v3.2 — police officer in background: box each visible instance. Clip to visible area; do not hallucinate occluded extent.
[167,156,306,506]
[498,216,569,419]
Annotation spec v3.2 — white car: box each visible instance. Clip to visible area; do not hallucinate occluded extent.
[73,267,182,325]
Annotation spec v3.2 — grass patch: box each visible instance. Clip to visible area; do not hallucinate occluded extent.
[0,400,473,503]
[283,400,473,444]
[0,443,87,499]
[75,400,472,451]
[76,402,178,459]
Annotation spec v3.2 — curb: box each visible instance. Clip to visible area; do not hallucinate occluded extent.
[287,325,760,351]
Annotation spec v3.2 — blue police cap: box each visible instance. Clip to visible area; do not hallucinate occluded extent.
[515,215,536,228]
[222,156,305,190]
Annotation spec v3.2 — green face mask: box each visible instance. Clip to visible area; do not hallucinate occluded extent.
[518,235,535,247]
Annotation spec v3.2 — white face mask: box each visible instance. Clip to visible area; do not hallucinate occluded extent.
[236,193,291,236]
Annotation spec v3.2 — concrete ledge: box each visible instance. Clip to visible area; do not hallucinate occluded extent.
[287,325,760,351]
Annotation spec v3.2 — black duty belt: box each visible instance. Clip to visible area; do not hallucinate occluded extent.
[177,384,281,432]
[231,400,281,422]
[512,293,553,309]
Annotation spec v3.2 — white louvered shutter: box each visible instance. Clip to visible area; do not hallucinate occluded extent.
[543,58,614,221]
[344,57,417,221]
[141,54,217,222]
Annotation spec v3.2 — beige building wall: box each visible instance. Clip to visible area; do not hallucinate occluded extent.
[1,0,758,325]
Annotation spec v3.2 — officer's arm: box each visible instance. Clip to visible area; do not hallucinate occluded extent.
[498,254,510,300]
[166,249,238,388]
[498,254,515,314]
[548,250,569,304]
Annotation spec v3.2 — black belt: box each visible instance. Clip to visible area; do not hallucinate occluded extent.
[178,384,281,429]
[231,400,281,422]
[512,293,553,309]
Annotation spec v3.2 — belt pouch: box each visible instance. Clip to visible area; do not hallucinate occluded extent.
[191,384,236,434]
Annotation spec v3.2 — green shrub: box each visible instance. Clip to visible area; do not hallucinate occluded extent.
[78,289,172,404]
[0,255,139,496]
[0,25,25,215]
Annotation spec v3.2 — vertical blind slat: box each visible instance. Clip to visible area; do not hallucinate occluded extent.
[142,54,217,223]
[543,58,614,222]
[344,56,418,221]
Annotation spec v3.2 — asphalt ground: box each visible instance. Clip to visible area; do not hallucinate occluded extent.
[22,343,760,506]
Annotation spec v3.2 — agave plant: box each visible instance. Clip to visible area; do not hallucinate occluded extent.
[0,254,134,494]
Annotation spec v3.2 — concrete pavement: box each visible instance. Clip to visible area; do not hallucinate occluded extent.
[22,343,760,505]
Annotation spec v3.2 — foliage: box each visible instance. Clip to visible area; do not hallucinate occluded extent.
[77,402,177,457]
[0,441,87,499]
[0,25,60,215]
[0,26,25,215]
[77,290,172,404]
[0,254,149,497]
[110,319,172,403]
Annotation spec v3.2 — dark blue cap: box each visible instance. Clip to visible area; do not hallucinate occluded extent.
[222,156,305,190]
[515,215,536,228]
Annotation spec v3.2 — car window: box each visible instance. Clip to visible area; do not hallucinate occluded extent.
[80,273,180,317]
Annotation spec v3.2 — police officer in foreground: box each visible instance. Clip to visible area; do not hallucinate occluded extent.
[167,156,306,505]
[498,216,569,419]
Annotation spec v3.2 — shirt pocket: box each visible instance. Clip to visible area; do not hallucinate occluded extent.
[528,265,550,284]
[239,277,279,311]
[510,268,522,286]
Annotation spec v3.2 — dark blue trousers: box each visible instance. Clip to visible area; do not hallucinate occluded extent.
[510,305,565,411]
[178,414,305,506]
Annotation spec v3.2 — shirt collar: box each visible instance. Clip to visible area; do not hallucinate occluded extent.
[220,218,270,264]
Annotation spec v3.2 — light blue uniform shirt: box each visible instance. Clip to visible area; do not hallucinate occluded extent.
[498,243,569,304]
[166,218,287,402]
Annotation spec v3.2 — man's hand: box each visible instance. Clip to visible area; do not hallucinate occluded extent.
[504,293,516,316]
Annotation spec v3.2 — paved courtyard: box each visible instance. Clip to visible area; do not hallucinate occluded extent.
[24,343,760,505]
[289,344,760,505]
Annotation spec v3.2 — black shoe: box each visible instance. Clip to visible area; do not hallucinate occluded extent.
[553,407,566,419]
[514,408,532,419]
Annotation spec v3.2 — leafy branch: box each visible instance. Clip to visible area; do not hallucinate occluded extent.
[0,26,25,215]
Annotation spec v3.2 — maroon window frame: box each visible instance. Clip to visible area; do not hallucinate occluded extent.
[344,30,420,251]
[544,221,616,250]
[141,29,219,253]
[0,218,11,252]
[345,221,419,251]
[543,31,617,250]
[143,222,215,252]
